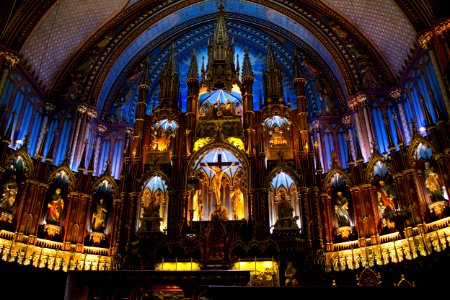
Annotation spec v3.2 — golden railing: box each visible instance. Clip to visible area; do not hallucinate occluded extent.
[1,217,449,273]
[325,217,450,272]
[0,232,113,271]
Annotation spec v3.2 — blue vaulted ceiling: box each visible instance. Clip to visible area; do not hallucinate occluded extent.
[97,0,346,120]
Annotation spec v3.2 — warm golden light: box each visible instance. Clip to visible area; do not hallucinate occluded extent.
[193,137,212,152]
[231,84,242,94]
[232,259,279,287]
[199,86,208,96]
[226,137,244,150]
[155,259,201,271]
[232,259,277,271]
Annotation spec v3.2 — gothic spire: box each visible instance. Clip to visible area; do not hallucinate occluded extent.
[421,95,435,130]
[36,127,49,159]
[392,114,404,147]
[203,3,238,92]
[213,3,230,46]
[165,43,177,75]
[158,43,180,115]
[19,132,30,152]
[266,41,278,71]
[102,159,112,177]
[263,42,284,104]
[187,49,199,82]
[60,144,71,167]
[241,47,254,79]
[236,53,240,77]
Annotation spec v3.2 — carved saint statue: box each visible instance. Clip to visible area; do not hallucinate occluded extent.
[424,161,446,202]
[334,191,351,227]
[92,198,108,232]
[0,175,18,213]
[46,188,64,226]
[231,187,244,220]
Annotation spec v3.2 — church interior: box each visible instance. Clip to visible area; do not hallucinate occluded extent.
[0,0,449,298]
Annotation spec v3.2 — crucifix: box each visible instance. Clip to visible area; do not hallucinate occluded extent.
[203,154,236,206]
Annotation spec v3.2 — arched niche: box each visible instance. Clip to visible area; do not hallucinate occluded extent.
[138,174,169,233]
[267,170,300,233]
[188,146,247,222]
[85,179,114,248]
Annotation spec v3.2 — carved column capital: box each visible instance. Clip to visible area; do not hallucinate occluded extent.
[77,105,87,114]
[97,124,107,135]
[86,108,97,120]
[347,95,358,111]
[389,88,402,100]
[0,50,20,68]
[44,102,56,114]
[341,114,352,127]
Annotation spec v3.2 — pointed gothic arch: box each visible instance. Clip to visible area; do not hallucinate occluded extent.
[266,165,301,232]
[187,142,249,221]
[136,172,170,233]
[3,148,34,179]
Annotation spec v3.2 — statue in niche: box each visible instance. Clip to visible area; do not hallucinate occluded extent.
[274,188,299,230]
[204,100,219,120]
[285,261,299,287]
[0,175,18,213]
[231,186,244,220]
[424,161,449,221]
[91,198,108,233]
[141,189,163,231]
[192,189,204,221]
[148,191,163,218]
[218,98,236,117]
[424,161,446,202]
[46,188,64,226]
[376,179,396,215]
[372,175,396,234]
[278,189,293,219]
[211,204,229,221]
[319,89,336,116]
[269,126,287,146]
[151,128,171,151]
[334,191,351,227]
[142,188,151,210]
